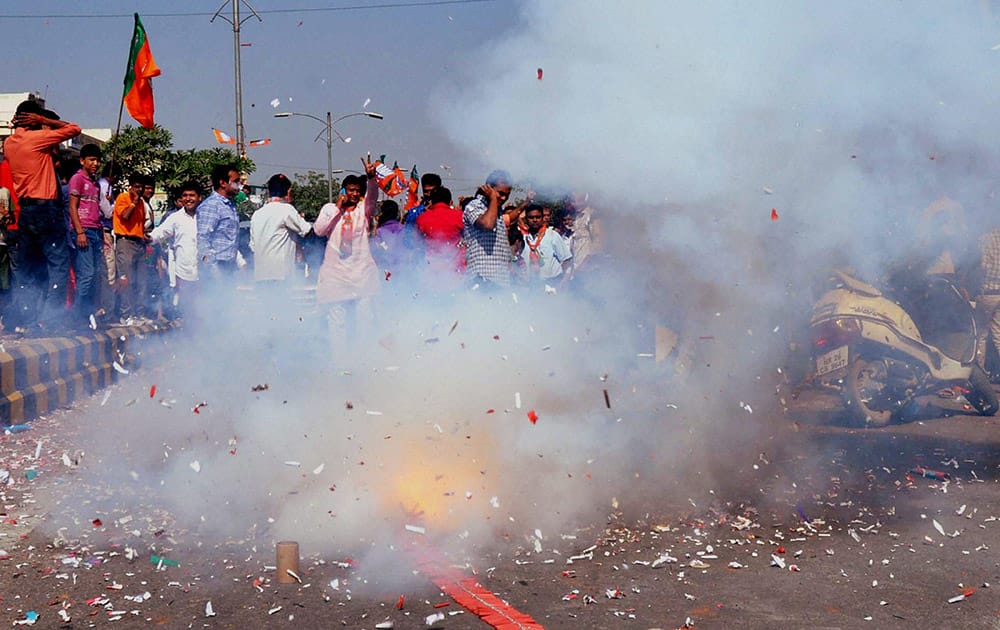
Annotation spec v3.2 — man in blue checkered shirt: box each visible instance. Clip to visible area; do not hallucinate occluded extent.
[462,170,514,289]
[196,164,242,283]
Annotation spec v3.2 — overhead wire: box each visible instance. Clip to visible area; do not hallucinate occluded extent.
[0,0,496,20]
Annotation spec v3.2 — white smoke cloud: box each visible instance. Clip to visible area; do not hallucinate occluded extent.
[39,1,1000,596]
[436,1,1000,276]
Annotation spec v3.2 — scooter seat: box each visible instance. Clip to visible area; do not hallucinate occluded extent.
[832,269,882,298]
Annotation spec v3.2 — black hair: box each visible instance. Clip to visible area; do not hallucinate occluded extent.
[177,180,203,196]
[378,200,399,226]
[429,186,452,206]
[341,174,362,190]
[14,99,43,116]
[211,164,238,190]
[421,172,442,188]
[79,144,101,160]
[553,206,576,225]
[267,173,292,198]
[524,203,545,216]
[12,100,44,129]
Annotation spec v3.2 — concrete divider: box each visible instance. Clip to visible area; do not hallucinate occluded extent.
[0,321,178,425]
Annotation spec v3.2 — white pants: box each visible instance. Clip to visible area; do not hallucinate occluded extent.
[325,297,374,365]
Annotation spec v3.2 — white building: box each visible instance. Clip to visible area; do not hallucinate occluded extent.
[0,92,111,158]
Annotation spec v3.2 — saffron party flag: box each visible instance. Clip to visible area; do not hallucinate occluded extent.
[122,13,161,129]
[213,128,236,144]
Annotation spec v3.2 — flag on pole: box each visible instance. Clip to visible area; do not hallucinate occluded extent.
[213,128,236,144]
[405,165,419,210]
[248,138,271,147]
[374,155,395,181]
[122,13,161,129]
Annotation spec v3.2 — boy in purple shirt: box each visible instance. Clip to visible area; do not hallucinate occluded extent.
[68,144,104,328]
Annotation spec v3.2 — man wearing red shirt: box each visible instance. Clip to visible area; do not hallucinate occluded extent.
[415,187,465,291]
[3,100,80,333]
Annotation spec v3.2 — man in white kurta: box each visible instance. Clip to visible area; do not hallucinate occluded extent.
[312,161,380,361]
[250,174,312,283]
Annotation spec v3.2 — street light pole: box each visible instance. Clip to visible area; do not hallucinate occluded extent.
[274,110,384,206]
[211,0,262,159]
[325,111,333,205]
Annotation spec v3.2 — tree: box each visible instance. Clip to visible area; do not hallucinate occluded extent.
[292,171,340,221]
[103,125,254,197]
[166,148,254,197]
[103,124,173,179]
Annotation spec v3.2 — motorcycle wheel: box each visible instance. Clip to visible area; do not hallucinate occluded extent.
[965,365,999,416]
[844,358,895,427]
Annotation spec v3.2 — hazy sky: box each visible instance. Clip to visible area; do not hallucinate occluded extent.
[2,0,518,191]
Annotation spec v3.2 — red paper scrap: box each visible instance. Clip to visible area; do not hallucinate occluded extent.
[770,208,779,221]
[527,410,538,424]
[92,519,102,527]
[149,385,156,398]
[537,68,543,80]
[396,595,405,610]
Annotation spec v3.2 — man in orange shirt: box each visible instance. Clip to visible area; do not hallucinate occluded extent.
[113,175,151,324]
[3,100,80,334]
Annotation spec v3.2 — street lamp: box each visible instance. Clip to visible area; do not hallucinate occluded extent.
[274,110,384,204]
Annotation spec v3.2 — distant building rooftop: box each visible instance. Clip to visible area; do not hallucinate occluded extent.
[0,92,111,158]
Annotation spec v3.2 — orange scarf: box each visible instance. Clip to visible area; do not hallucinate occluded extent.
[520,225,547,271]
[339,207,355,257]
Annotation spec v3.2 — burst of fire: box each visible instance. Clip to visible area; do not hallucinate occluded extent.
[387,439,494,528]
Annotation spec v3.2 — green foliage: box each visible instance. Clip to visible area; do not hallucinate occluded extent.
[167,148,254,197]
[103,125,173,179]
[104,125,254,197]
[292,170,339,221]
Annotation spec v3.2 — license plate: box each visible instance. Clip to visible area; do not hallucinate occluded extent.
[816,346,849,376]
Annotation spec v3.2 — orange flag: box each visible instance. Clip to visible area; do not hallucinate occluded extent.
[122,13,161,129]
[213,128,236,144]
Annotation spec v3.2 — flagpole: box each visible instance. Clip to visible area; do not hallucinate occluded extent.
[109,13,141,180]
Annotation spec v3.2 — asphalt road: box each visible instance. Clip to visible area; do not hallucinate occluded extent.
[1,377,999,629]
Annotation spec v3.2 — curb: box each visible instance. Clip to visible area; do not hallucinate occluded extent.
[0,321,179,425]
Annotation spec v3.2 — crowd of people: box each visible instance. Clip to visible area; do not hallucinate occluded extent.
[0,98,604,340]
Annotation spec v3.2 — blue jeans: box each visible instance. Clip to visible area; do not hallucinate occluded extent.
[71,227,103,322]
[13,202,70,329]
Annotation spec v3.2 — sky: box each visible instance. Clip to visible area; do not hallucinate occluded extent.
[2,0,520,191]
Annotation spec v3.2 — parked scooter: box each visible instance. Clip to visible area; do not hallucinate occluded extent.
[808,269,998,426]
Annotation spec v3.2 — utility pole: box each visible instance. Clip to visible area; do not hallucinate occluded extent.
[211,0,261,160]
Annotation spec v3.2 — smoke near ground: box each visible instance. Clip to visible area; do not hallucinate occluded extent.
[37,0,1000,596]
